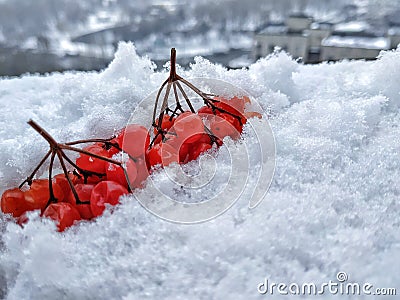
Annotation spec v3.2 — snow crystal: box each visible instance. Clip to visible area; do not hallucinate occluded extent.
[0,42,399,299]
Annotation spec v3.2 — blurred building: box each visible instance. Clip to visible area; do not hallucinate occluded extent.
[321,22,390,61]
[320,36,390,61]
[304,22,332,63]
[388,27,400,49]
[253,16,395,63]
[253,14,312,62]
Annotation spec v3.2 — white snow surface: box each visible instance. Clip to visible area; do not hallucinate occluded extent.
[0,42,399,299]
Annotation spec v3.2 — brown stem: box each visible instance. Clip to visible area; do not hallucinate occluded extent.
[65,137,115,146]
[28,120,58,148]
[175,81,195,113]
[122,166,133,193]
[56,150,87,205]
[152,79,169,126]
[169,48,181,82]
[150,48,244,150]
[19,150,51,188]
[159,83,172,122]
[204,125,219,146]
[60,144,122,166]
[60,151,105,180]
[178,82,244,125]
[45,152,58,209]
[178,77,208,100]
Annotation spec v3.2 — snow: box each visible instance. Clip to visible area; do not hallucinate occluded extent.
[228,55,254,69]
[0,42,400,299]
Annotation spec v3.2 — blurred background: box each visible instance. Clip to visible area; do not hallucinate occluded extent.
[1,0,400,76]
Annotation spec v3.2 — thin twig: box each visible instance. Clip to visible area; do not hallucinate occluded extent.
[19,150,51,188]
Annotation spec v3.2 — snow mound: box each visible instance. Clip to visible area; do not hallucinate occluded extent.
[0,42,399,299]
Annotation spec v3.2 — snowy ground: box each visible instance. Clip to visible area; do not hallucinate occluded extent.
[0,42,399,299]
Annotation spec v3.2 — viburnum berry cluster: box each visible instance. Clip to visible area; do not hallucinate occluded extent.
[1,48,262,231]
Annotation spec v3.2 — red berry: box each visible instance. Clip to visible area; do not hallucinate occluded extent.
[90,181,128,217]
[76,144,110,175]
[153,114,176,134]
[163,134,180,148]
[43,202,81,232]
[146,143,162,167]
[105,158,137,189]
[1,188,31,217]
[173,112,205,143]
[214,96,247,124]
[244,111,262,119]
[113,128,125,149]
[66,184,94,220]
[175,134,211,164]
[16,211,29,226]
[152,134,163,146]
[53,173,78,202]
[119,124,150,158]
[210,115,240,140]
[197,106,214,116]
[107,144,120,156]
[215,96,246,113]
[189,142,212,161]
[146,142,179,168]
[178,142,190,164]
[161,143,179,166]
[197,106,215,122]
[94,141,119,157]
[193,133,212,145]
[131,157,150,189]
[220,113,243,133]
[24,179,64,211]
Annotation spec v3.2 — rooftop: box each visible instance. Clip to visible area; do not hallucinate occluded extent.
[257,23,287,35]
[322,35,390,50]
[288,12,312,19]
[333,21,371,33]
[388,27,400,35]
[310,22,334,30]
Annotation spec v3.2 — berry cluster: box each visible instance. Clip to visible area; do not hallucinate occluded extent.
[0,48,262,231]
